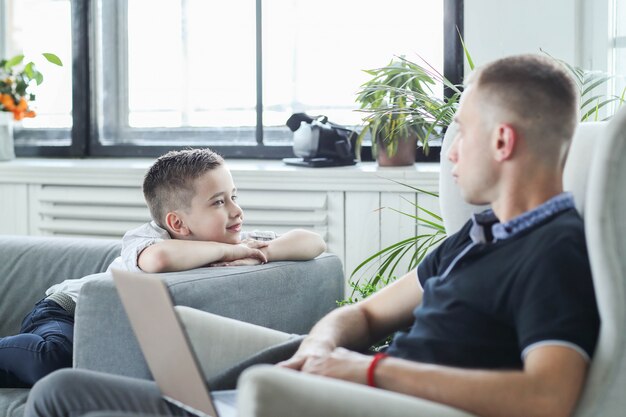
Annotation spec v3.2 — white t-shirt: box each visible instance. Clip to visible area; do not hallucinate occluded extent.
[45,221,277,301]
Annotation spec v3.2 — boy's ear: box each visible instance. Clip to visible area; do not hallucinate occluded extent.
[164,211,191,237]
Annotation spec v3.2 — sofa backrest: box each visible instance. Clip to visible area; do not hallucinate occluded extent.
[0,235,121,336]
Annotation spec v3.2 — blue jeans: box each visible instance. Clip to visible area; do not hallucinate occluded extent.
[0,299,74,388]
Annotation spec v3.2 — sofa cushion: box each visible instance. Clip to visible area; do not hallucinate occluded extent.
[0,388,29,417]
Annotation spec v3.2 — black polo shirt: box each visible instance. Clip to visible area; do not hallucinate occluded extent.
[386,199,600,369]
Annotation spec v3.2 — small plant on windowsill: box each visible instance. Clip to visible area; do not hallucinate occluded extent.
[355,56,462,166]
[0,53,63,121]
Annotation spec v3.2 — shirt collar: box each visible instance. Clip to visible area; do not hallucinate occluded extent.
[469,192,576,244]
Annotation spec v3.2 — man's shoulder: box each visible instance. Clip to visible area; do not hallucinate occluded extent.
[531,208,585,241]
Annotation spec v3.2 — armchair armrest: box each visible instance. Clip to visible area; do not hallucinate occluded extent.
[237,365,477,417]
[73,254,343,380]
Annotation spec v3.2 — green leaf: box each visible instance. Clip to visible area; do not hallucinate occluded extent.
[582,74,613,97]
[457,27,474,70]
[4,54,24,70]
[42,53,63,66]
[24,62,35,79]
[34,72,44,86]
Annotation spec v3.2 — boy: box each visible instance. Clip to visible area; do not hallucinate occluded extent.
[0,148,326,388]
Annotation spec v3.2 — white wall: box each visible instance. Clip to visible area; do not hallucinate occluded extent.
[464,0,606,72]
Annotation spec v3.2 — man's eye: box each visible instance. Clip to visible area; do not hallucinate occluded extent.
[213,200,225,206]
[232,195,238,201]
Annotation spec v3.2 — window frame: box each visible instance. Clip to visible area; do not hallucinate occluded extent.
[13,0,464,160]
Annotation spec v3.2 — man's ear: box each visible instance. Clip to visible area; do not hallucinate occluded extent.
[493,123,517,162]
[164,211,191,237]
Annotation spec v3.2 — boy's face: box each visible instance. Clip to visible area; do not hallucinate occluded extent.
[177,164,244,244]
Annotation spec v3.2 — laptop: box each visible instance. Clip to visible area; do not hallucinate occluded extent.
[111,268,237,417]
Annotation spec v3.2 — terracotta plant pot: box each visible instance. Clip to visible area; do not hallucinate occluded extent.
[376,135,418,166]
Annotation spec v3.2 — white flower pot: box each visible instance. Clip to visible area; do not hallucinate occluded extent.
[0,112,15,161]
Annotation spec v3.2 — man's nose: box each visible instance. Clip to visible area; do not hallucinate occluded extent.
[447,136,459,163]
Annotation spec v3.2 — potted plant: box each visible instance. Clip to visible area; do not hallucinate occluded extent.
[0,52,63,160]
[355,56,461,166]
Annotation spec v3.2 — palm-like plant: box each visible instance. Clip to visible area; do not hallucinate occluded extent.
[342,180,447,305]
[355,56,462,159]
[543,50,626,121]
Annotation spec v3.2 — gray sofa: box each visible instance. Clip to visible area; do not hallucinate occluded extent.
[0,235,344,417]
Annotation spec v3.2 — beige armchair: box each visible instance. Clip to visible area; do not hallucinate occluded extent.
[234,112,626,417]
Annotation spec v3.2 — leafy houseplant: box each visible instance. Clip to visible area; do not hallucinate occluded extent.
[355,57,461,166]
[544,51,626,121]
[0,53,63,121]
[341,181,447,308]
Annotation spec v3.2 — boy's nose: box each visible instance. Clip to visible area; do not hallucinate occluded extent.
[231,203,243,218]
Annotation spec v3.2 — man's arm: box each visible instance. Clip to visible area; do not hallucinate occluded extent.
[261,229,326,262]
[300,344,587,417]
[279,269,422,369]
[137,240,267,273]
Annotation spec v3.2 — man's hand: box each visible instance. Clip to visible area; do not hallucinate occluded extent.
[300,347,371,385]
[277,338,336,371]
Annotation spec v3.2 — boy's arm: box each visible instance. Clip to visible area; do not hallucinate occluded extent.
[261,229,327,262]
[138,240,267,273]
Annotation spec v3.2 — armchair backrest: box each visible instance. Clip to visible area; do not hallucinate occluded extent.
[439,115,625,417]
[574,109,626,417]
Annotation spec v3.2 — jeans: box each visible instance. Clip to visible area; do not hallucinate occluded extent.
[0,298,74,388]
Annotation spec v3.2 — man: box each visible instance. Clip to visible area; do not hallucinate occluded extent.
[25,54,599,417]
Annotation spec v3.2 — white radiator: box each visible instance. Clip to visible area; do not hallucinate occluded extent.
[29,185,329,240]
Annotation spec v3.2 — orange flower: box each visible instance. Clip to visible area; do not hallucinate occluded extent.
[24,110,36,118]
[17,97,28,111]
[12,109,24,120]
[0,94,16,111]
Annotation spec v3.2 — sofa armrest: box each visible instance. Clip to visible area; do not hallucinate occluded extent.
[73,253,343,379]
[237,365,477,417]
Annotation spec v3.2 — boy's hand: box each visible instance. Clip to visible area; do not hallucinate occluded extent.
[240,238,270,249]
[209,257,264,267]
[219,242,268,264]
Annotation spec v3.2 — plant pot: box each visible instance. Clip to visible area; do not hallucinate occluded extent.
[0,112,15,161]
[376,135,417,166]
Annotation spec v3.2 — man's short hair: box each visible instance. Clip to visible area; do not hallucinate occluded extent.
[470,54,579,162]
[143,148,224,227]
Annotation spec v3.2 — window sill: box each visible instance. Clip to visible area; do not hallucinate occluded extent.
[0,158,440,192]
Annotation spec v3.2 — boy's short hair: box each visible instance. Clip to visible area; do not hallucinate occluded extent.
[143,148,224,227]
[469,54,579,163]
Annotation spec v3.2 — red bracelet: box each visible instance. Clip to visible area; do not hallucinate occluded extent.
[367,352,389,387]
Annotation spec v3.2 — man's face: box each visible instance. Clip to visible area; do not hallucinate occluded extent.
[447,86,499,205]
[178,164,244,244]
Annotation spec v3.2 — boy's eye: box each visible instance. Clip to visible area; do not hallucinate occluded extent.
[213,199,225,206]
[232,195,238,201]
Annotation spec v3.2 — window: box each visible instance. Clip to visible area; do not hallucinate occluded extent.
[611,0,626,101]
[3,0,463,158]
